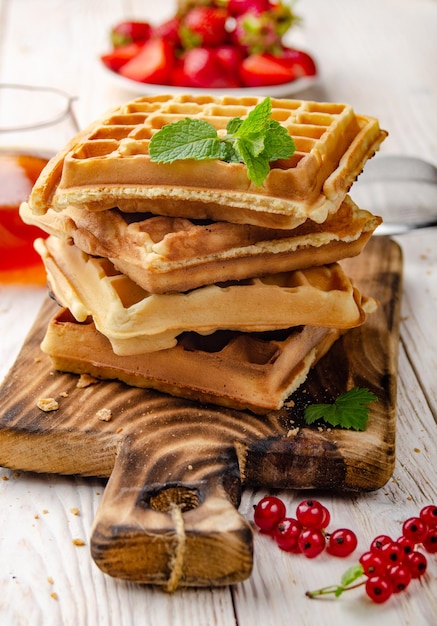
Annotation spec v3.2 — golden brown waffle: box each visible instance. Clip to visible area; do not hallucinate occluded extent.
[28,94,387,229]
[35,236,376,356]
[21,196,381,293]
[41,307,345,413]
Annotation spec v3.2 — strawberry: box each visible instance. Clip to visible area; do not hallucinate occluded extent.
[181,7,229,48]
[110,21,151,47]
[227,0,272,17]
[100,43,144,72]
[119,37,174,84]
[231,4,297,54]
[175,47,240,88]
[214,44,244,83]
[239,52,294,87]
[152,17,182,47]
[277,47,317,77]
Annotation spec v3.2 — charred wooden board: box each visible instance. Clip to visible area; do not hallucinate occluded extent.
[0,237,402,589]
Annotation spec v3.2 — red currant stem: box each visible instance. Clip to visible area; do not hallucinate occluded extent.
[306,563,365,599]
[306,580,366,599]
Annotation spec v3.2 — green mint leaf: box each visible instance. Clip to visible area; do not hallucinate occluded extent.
[148,98,296,186]
[149,118,221,163]
[303,388,378,430]
[237,141,270,187]
[263,119,296,161]
[236,96,272,137]
[226,117,244,135]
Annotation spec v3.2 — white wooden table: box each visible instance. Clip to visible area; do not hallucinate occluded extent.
[1,1,436,624]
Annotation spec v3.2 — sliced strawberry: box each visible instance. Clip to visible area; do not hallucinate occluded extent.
[176,47,241,89]
[181,7,229,48]
[119,37,174,84]
[111,21,151,47]
[100,43,144,72]
[277,47,317,77]
[239,52,295,87]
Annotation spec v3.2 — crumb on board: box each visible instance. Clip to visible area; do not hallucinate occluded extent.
[96,408,112,422]
[59,391,69,398]
[286,427,299,437]
[70,507,80,516]
[76,373,99,388]
[50,592,58,600]
[37,397,59,412]
[72,538,85,546]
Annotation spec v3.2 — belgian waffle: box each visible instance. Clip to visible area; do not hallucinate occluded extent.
[34,236,376,356]
[41,307,345,413]
[28,94,387,229]
[20,196,381,293]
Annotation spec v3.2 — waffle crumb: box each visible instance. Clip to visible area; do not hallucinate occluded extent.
[47,576,54,584]
[59,391,69,398]
[72,538,85,546]
[96,408,112,422]
[287,427,300,437]
[70,507,80,516]
[50,592,58,600]
[37,397,59,412]
[76,373,99,388]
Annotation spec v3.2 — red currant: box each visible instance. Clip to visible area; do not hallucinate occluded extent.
[405,550,427,578]
[422,526,437,554]
[365,575,393,603]
[395,535,416,558]
[296,499,327,529]
[326,528,358,557]
[370,534,392,552]
[274,517,303,552]
[387,564,412,593]
[359,551,387,577]
[402,516,429,543]
[298,528,326,558]
[380,540,404,566]
[419,504,437,527]
[253,496,286,533]
[320,505,331,529]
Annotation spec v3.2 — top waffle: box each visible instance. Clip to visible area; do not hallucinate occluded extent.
[28,94,387,229]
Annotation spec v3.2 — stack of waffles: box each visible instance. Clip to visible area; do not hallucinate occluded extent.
[20,94,387,414]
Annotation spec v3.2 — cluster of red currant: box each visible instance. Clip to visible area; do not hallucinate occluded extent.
[253,496,358,558]
[253,496,437,604]
[351,506,436,603]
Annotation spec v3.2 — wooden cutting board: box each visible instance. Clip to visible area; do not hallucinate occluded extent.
[0,236,402,590]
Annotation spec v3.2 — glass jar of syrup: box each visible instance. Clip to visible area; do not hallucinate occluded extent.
[0,84,79,284]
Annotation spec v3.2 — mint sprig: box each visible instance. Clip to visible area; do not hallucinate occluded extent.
[148,97,296,187]
[303,387,378,431]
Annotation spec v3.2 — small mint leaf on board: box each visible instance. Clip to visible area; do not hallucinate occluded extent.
[148,97,295,186]
[303,387,378,431]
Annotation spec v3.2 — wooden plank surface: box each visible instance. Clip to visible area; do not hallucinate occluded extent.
[0,237,402,588]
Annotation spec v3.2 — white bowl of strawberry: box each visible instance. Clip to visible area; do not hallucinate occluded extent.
[100,0,318,95]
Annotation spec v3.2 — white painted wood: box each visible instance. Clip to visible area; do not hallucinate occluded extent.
[1,1,437,624]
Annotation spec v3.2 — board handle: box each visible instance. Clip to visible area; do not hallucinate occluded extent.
[90,434,253,589]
